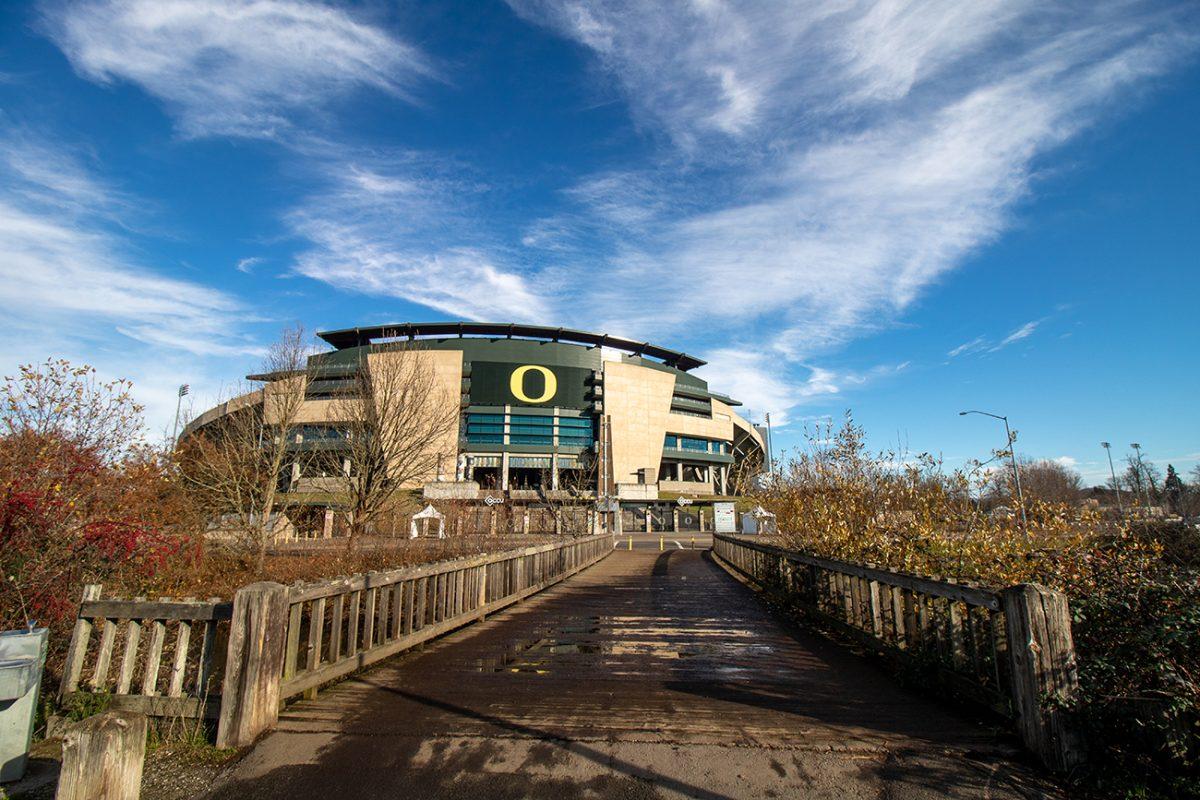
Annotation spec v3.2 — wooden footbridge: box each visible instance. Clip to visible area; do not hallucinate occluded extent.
[61,535,1079,799]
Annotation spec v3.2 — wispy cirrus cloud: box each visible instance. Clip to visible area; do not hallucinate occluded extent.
[948,319,1043,358]
[992,320,1040,351]
[40,0,536,324]
[696,348,908,427]
[0,132,258,358]
[40,0,435,139]
[511,1,1197,413]
[288,160,553,322]
[235,256,264,274]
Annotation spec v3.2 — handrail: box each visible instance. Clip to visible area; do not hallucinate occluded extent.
[712,534,1009,713]
[277,534,612,701]
[711,533,1084,772]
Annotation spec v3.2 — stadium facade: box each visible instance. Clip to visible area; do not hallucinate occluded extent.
[186,322,765,532]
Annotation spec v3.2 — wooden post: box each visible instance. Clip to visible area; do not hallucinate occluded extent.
[1002,583,1084,772]
[216,582,289,749]
[57,710,147,800]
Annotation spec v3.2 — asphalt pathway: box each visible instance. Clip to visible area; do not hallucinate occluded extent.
[207,548,1058,799]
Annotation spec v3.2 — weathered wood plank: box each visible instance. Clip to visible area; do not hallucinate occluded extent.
[363,588,377,651]
[196,620,217,696]
[168,621,192,697]
[283,602,303,681]
[116,619,142,695]
[59,584,102,698]
[141,619,167,697]
[216,582,290,749]
[330,593,345,663]
[57,710,147,800]
[347,591,362,657]
[90,619,118,691]
[80,599,232,622]
[303,597,326,701]
[1002,584,1084,772]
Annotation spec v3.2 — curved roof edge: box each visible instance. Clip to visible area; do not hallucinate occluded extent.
[316,321,707,371]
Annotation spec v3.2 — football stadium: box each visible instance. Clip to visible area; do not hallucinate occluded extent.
[184,322,766,535]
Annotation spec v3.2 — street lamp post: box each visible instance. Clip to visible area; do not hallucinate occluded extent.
[959,410,1028,534]
[1100,442,1124,515]
[1130,443,1153,508]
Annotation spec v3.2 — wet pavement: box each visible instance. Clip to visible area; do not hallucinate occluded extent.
[207,548,1059,799]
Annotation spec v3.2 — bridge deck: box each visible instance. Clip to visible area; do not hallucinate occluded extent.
[207,549,1057,799]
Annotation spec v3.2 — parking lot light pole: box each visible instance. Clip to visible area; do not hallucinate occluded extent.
[1100,442,1124,515]
[960,410,1028,535]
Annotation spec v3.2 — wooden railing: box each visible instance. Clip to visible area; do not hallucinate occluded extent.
[59,587,232,719]
[712,534,1083,772]
[60,535,612,748]
[277,534,612,702]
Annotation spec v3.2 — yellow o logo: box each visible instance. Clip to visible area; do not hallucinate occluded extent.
[510,365,557,404]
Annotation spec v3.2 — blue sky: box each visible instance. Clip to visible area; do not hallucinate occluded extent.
[0,0,1196,485]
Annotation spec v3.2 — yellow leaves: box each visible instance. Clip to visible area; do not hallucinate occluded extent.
[756,413,1139,594]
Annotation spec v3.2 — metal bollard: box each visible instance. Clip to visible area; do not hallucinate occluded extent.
[659,536,664,551]
[690,536,695,550]
[627,536,632,550]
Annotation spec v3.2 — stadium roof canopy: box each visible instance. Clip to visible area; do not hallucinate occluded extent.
[316,321,707,371]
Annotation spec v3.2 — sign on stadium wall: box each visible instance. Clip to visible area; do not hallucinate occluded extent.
[469,361,592,409]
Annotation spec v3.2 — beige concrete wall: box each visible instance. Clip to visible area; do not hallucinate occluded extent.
[603,360,760,492]
[603,360,675,485]
[663,399,736,440]
[659,479,713,495]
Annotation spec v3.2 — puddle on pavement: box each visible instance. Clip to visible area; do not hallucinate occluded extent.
[474,614,776,672]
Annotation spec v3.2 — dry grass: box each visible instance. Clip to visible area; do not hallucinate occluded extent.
[145,534,559,600]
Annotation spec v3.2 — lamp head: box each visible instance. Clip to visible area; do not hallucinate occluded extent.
[1101,441,1110,449]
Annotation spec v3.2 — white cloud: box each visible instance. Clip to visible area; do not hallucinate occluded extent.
[235,256,264,273]
[288,162,553,322]
[510,0,1195,379]
[948,336,988,358]
[992,320,1039,351]
[696,348,906,427]
[41,0,435,138]
[1054,455,1079,469]
[0,134,258,359]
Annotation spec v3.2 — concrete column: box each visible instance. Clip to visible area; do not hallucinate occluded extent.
[501,451,510,491]
[644,506,652,533]
[322,509,334,539]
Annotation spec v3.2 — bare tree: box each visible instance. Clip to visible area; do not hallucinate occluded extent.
[178,325,316,571]
[1016,457,1084,505]
[331,345,459,546]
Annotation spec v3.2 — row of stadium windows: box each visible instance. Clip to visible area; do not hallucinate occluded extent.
[663,435,728,454]
[464,412,593,447]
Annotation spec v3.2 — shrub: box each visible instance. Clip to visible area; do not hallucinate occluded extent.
[755,414,1198,797]
[0,361,200,681]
